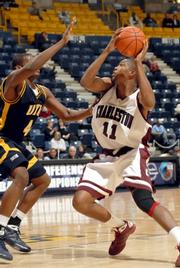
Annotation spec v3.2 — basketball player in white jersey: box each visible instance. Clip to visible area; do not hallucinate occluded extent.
[73,29,180,267]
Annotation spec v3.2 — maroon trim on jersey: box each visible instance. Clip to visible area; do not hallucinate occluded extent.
[137,92,151,123]
[141,127,152,146]
[122,147,152,192]
[79,179,113,195]
[77,186,105,200]
[140,147,151,176]
[148,202,160,217]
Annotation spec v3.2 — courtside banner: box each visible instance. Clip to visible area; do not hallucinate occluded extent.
[0,156,179,193]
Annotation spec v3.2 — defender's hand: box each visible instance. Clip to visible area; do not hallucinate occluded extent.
[62,17,77,44]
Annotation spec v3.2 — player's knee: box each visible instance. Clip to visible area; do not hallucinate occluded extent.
[132,189,159,216]
[12,166,29,188]
[40,174,51,188]
[72,191,92,213]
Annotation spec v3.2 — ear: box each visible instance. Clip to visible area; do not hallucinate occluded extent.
[128,70,136,79]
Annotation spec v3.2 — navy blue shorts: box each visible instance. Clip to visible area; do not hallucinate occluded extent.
[0,137,46,182]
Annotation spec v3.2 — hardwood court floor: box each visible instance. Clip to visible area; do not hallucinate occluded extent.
[3,188,180,268]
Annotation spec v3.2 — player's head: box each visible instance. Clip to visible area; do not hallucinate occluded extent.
[112,58,137,83]
[12,53,40,80]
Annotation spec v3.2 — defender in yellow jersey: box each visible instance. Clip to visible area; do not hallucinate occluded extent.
[0,18,92,261]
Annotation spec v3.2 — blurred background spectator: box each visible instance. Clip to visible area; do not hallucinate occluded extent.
[35,32,50,51]
[172,14,180,27]
[144,55,160,75]
[44,119,57,142]
[129,12,143,27]
[143,13,158,27]
[44,148,57,160]
[28,1,43,20]
[151,119,169,146]
[162,13,174,27]
[50,131,67,152]
[40,106,52,118]
[36,148,45,161]
[65,145,77,159]
[57,119,71,142]
[77,143,92,159]
[58,9,70,26]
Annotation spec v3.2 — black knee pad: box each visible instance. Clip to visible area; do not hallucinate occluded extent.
[132,189,158,214]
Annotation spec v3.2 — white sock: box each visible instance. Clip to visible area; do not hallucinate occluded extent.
[169,226,180,245]
[107,214,125,228]
[12,209,26,221]
[0,215,9,227]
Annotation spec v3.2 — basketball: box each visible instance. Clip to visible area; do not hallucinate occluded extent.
[115,26,146,57]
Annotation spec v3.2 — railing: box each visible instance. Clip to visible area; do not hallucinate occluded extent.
[153,139,180,151]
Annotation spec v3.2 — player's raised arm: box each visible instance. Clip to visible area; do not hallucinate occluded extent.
[44,87,92,121]
[135,40,155,112]
[4,18,76,94]
[80,29,122,93]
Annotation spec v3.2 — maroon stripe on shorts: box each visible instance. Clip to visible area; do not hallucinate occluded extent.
[78,179,113,195]
[139,147,152,185]
[122,179,152,192]
[77,186,106,200]
[79,179,112,195]
[122,146,152,192]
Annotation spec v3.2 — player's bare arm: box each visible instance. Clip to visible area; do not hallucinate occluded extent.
[135,40,155,115]
[44,87,92,121]
[80,29,123,93]
[4,18,76,101]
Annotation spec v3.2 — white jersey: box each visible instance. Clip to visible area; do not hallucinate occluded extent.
[92,86,151,151]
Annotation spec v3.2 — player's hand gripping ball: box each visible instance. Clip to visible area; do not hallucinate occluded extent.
[115,26,146,57]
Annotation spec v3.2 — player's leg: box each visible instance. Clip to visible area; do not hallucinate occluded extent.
[132,188,180,267]
[14,173,50,215]
[0,139,29,260]
[73,160,135,255]
[122,145,180,266]
[73,189,112,222]
[5,157,50,253]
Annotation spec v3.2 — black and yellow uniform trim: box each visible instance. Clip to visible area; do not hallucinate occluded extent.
[0,79,26,104]
[0,138,46,182]
[0,78,46,143]
[0,138,20,164]
[35,84,47,99]
[0,102,11,130]
[27,156,38,170]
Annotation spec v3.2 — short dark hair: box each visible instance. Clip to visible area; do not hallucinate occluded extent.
[11,53,32,69]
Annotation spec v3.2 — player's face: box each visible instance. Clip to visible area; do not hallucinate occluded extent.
[112,60,130,81]
[112,59,136,81]
[23,55,40,80]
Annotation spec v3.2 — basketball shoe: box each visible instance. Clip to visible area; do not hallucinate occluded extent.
[175,245,180,267]
[4,225,31,253]
[108,221,136,255]
[0,227,13,261]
